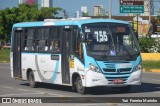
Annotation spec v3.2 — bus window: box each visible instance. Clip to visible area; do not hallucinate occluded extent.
[49,40,60,52]
[36,28,49,52]
[24,28,35,51]
[72,28,83,59]
[49,27,62,53]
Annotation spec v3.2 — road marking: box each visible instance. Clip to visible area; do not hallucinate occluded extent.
[0,66,10,69]
[0,86,69,97]
[1,86,13,89]
[81,103,131,106]
[0,93,40,96]
[153,91,160,93]
[48,93,71,97]
[152,79,160,82]
[17,89,30,92]
[34,91,69,97]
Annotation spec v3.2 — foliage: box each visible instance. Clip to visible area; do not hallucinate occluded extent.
[82,12,89,17]
[143,60,160,70]
[139,37,160,53]
[0,3,62,42]
[138,37,155,53]
[0,49,10,63]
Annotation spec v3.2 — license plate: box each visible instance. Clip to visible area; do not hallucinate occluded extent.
[112,79,124,84]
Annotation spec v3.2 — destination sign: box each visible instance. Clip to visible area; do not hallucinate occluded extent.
[120,0,144,5]
[120,0,144,13]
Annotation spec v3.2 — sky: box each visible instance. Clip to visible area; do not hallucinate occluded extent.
[0,0,159,17]
[0,0,120,17]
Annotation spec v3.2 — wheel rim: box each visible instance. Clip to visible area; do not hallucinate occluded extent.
[77,78,83,92]
[29,73,34,86]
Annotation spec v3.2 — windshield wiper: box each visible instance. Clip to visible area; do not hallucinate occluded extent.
[123,45,133,58]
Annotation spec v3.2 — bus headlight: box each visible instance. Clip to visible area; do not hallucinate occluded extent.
[89,63,101,73]
[134,63,142,72]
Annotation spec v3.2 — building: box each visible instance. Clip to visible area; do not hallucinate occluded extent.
[41,0,53,8]
[93,5,106,16]
[81,6,88,14]
[143,0,154,16]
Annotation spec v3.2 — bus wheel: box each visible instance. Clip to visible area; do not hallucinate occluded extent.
[119,85,131,93]
[29,71,37,88]
[76,77,87,94]
[72,81,77,92]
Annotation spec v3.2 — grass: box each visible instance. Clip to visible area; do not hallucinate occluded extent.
[0,49,10,63]
[142,60,160,71]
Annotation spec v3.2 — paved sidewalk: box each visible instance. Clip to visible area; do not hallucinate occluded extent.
[143,69,160,73]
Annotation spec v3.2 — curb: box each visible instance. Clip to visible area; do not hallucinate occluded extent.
[143,69,160,73]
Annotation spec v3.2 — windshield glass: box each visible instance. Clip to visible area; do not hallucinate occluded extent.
[82,23,140,60]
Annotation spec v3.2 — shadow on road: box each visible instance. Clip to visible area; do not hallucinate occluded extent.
[20,82,160,95]
[86,82,160,95]
[20,82,73,93]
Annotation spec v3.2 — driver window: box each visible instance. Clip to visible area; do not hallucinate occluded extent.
[72,28,83,59]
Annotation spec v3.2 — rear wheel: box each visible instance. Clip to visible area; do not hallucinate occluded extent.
[29,71,37,88]
[76,76,87,94]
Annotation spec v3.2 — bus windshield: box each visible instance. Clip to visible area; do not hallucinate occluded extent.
[82,23,140,60]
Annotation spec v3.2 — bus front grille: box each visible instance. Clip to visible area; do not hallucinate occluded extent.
[103,68,132,73]
[104,74,130,81]
[102,68,132,81]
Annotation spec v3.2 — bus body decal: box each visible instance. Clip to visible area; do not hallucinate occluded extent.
[52,60,60,82]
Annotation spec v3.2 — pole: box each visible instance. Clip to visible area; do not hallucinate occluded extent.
[148,0,151,23]
[137,14,139,36]
[76,11,80,18]
[109,0,112,19]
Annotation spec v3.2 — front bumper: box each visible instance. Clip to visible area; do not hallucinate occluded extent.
[85,69,142,87]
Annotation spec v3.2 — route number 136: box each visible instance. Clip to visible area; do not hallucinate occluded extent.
[94,31,108,42]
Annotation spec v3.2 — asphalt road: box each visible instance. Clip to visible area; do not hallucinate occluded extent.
[0,63,160,106]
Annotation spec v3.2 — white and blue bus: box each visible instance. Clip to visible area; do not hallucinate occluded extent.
[11,18,142,94]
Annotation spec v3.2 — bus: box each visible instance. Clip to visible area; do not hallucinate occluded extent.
[11,18,142,94]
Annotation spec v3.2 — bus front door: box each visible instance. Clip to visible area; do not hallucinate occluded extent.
[13,29,23,78]
[61,29,71,84]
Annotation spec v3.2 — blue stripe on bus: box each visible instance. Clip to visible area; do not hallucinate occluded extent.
[52,60,59,82]
[13,19,129,28]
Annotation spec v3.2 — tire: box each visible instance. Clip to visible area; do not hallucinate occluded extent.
[72,80,77,92]
[119,85,131,93]
[29,71,37,88]
[76,76,87,94]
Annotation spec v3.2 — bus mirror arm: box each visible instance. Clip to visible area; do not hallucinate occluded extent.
[81,34,85,42]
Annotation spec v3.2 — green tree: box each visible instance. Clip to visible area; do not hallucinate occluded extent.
[39,7,62,20]
[0,3,62,42]
[82,12,89,17]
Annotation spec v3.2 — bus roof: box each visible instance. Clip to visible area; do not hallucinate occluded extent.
[13,18,129,28]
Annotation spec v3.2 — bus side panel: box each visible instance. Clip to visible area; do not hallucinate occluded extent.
[46,54,62,85]
[21,53,62,84]
[70,57,85,86]
[21,53,41,82]
[36,54,62,84]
